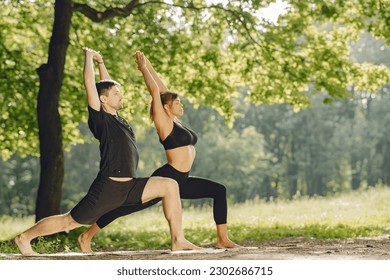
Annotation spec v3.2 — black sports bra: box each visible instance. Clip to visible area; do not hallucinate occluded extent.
[159,122,198,150]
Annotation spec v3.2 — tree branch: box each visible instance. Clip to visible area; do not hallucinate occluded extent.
[136,1,265,48]
[72,0,264,49]
[71,0,139,22]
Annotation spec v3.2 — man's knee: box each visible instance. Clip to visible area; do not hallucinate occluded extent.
[161,178,179,196]
[143,177,179,201]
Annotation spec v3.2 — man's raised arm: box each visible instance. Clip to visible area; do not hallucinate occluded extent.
[95,53,111,81]
[83,47,101,111]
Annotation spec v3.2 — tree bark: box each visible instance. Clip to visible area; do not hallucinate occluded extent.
[287,139,298,199]
[35,0,72,222]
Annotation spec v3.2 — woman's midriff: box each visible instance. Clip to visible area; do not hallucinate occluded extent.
[165,145,196,173]
[109,177,133,182]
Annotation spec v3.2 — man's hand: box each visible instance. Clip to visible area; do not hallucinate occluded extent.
[83,47,103,62]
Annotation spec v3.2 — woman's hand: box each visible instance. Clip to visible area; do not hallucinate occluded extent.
[135,51,147,71]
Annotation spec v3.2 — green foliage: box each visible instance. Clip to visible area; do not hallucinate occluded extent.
[2,74,390,214]
[0,156,39,215]
[0,1,51,159]
[1,0,389,159]
[193,122,266,201]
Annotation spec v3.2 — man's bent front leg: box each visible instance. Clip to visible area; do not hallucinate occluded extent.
[141,177,201,251]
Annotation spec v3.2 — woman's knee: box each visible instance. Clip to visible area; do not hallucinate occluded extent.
[214,183,227,198]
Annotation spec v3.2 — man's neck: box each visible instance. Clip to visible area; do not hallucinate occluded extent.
[102,104,117,115]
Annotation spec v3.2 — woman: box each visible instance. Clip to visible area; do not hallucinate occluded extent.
[78,51,240,253]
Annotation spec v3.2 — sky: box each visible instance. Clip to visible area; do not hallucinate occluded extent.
[163,0,289,25]
[205,0,289,24]
[256,0,289,24]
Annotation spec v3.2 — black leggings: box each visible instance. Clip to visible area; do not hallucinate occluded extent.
[96,163,227,228]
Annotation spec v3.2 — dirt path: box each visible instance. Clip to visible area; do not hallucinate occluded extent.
[3,235,390,260]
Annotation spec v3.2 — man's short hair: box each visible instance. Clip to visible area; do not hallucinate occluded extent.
[95,80,121,97]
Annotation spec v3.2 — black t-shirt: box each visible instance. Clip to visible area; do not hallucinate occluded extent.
[88,105,139,178]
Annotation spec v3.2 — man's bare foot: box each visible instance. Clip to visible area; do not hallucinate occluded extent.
[14,235,38,256]
[78,233,93,253]
[171,239,203,251]
[216,239,242,249]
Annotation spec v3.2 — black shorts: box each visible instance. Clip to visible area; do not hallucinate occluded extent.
[70,176,148,225]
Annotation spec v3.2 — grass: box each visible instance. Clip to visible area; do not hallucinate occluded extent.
[1,187,390,254]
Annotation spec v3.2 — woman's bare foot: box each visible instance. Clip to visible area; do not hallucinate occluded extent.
[216,224,242,249]
[14,235,38,256]
[78,233,93,253]
[171,238,203,251]
[216,238,242,249]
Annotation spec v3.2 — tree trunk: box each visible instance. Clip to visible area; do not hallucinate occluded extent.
[350,156,361,190]
[287,139,298,199]
[381,141,390,185]
[263,176,272,201]
[35,0,72,222]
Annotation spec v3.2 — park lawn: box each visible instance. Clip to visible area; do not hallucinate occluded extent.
[1,187,390,254]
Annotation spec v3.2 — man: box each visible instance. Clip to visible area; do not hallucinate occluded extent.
[14,47,199,256]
